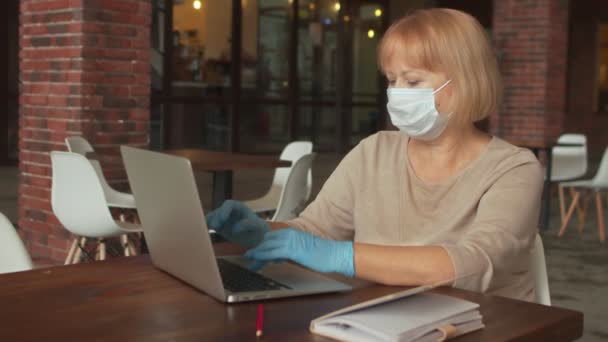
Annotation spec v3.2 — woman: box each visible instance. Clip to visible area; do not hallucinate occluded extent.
[207,8,543,301]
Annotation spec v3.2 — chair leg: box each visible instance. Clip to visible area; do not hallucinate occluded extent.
[570,187,584,222]
[558,185,566,224]
[94,239,101,261]
[64,238,78,265]
[72,237,86,264]
[596,192,605,243]
[99,239,106,260]
[558,190,580,237]
[578,190,591,233]
[128,237,137,256]
[120,234,129,256]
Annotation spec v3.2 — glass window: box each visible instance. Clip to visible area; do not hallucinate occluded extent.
[298,0,341,102]
[242,0,290,99]
[598,23,608,112]
[151,1,167,148]
[239,104,289,153]
[298,105,337,151]
[151,0,166,92]
[168,102,231,150]
[351,4,383,103]
[172,0,233,95]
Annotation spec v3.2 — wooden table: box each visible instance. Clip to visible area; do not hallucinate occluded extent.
[0,244,583,341]
[89,149,291,209]
[509,141,585,230]
[163,149,291,209]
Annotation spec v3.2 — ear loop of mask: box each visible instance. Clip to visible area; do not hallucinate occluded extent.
[433,79,452,94]
[434,80,453,118]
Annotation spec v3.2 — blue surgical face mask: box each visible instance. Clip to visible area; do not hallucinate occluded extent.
[386,80,452,141]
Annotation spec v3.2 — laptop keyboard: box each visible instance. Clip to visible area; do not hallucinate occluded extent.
[217,258,292,292]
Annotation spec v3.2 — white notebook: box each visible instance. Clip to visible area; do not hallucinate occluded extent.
[310,286,484,342]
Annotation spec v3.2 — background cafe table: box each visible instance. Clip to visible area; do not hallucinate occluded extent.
[0,243,583,341]
[161,149,291,209]
[508,139,585,230]
[88,148,291,210]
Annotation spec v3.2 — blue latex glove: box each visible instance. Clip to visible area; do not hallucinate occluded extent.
[205,200,269,247]
[244,228,355,277]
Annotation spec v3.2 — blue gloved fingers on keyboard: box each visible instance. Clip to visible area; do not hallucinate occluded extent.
[228,218,269,247]
[206,200,269,247]
[247,260,267,272]
[206,200,251,229]
[244,228,355,277]
[243,233,287,260]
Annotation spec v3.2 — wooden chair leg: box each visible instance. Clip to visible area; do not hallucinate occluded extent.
[578,190,591,233]
[558,185,566,223]
[99,239,106,260]
[569,187,583,221]
[559,191,580,237]
[64,238,78,265]
[72,237,86,264]
[121,234,130,256]
[128,238,137,256]
[94,239,101,261]
[596,191,605,243]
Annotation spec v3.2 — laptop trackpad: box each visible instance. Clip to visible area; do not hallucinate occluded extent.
[220,255,350,292]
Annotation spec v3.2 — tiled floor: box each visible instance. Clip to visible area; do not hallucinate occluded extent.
[1,155,606,341]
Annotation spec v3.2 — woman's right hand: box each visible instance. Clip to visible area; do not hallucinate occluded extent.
[205,200,269,247]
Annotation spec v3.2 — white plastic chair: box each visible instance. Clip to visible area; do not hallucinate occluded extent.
[558,147,608,242]
[244,141,313,214]
[51,151,142,264]
[0,213,33,274]
[550,134,588,182]
[551,134,587,224]
[271,153,316,222]
[530,234,551,306]
[65,136,136,208]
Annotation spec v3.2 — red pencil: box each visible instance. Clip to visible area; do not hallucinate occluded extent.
[256,304,264,337]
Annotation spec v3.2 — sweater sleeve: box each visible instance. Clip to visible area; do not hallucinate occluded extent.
[283,144,361,241]
[440,157,544,292]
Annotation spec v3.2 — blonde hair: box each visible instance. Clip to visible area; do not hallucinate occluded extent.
[378,8,501,123]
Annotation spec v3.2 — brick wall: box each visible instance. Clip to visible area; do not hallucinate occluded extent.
[19,0,151,263]
[491,0,569,144]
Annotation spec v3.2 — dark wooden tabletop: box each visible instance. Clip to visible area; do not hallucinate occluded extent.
[162,149,291,171]
[87,149,291,172]
[507,140,584,150]
[0,244,583,341]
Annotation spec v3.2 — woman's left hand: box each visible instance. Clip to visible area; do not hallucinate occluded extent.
[244,228,355,277]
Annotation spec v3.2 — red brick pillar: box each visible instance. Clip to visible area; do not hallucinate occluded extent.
[491,0,569,144]
[19,0,151,263]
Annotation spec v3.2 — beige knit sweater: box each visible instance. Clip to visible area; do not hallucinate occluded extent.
[287,131,544,301]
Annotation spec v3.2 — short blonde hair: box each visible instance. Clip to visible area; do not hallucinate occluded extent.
[378,8,501,123]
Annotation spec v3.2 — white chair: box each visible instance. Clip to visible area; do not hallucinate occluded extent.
[530,234,551,306]
[271,153,316,222]
[0,213,33,274]
[51,151,142,264]
[65,136,136,209]
[244,141,313,215]
[558,147,608,242]
[551,134,587,223]
[551,134,588,182]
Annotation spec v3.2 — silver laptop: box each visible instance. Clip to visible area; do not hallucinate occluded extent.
[121,146,351,303]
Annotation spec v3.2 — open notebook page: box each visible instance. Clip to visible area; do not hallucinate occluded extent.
[313,293,481,342]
